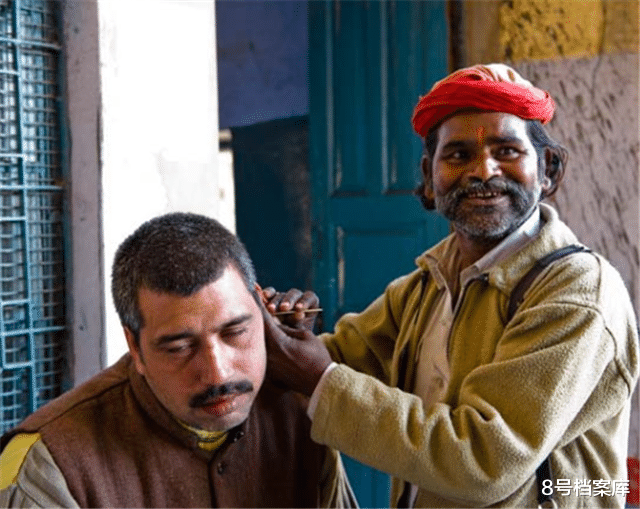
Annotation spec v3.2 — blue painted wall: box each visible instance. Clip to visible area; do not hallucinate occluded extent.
[216,0,309,129]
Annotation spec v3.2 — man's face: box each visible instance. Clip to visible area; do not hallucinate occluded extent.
[427,111,547,242]
[124,265,266,432]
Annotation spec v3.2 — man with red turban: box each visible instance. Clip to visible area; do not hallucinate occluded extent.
[264,64,638,508]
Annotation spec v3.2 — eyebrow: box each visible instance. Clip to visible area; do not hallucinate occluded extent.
[442,134,525,150]
[154,313,254,346]
[440,140,471,152]
[486,134,525,145]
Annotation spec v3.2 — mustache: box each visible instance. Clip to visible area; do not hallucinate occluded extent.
[189,380,254,408]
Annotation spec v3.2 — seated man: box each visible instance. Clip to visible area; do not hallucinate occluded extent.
[0,212,356,508]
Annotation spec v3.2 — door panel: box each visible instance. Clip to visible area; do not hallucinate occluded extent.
[309,1,450,505]
[333,196,445,315]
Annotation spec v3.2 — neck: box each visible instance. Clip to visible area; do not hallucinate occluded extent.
[452,206,541,268]
[453,232,502,270]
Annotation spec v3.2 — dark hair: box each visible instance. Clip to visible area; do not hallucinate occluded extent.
[111,212,257,342]
[414,119,568,210]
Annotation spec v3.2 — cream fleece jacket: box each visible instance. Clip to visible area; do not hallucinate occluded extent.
[315,204,639,508]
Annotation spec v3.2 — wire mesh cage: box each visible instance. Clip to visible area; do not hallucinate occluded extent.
[0,0,66,434]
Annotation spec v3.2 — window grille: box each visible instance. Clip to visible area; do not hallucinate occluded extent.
[0,0,66,434]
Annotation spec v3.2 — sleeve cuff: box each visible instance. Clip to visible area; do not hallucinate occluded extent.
[307,362,338,420]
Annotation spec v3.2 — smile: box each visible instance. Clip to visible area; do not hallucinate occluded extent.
[462,191,509,205]
[465,190,503,199]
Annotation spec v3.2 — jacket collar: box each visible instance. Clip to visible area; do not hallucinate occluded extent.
[415,203,580,294]
[488,203,580,293]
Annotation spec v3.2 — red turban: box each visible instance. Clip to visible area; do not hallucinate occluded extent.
[411,64,556,137]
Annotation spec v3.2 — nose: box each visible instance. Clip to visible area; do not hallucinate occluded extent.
[470,150,501,181]
[193,338,234,385]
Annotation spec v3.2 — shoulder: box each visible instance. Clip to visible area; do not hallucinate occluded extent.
[528,247,630,312]
[253,380,311,425]
[501,237,634,330]
[385,267,428,302]
[1,355,132,448]
[496,206,628,308]
[0,433,41,490]
[0,435,78,507]
[513,246,638,382]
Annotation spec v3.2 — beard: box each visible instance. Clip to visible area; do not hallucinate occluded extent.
[434,178,540,242]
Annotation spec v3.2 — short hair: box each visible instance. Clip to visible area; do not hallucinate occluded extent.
[111,212,257,342]
[414,119,567,210]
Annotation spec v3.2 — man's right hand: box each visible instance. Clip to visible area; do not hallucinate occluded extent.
[260,302,332,398]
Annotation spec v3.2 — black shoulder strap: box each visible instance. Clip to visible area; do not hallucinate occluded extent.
[507,244,591,322]
[536,456,554,506]
[506,244,591,507]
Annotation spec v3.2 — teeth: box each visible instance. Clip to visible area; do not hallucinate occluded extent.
[467,191,499,198]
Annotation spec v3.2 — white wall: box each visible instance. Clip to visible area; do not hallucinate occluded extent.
[64,0,232,381]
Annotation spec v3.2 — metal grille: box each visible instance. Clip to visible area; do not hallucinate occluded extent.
[0,0,66,434]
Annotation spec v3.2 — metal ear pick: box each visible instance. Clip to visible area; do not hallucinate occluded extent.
[272,308,322,317]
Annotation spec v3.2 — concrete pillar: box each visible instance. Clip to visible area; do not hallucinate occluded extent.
[63,0,228,377]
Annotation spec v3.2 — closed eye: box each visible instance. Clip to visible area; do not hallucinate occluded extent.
[219,313,253,344]
[224,326,247,337]
[154,331,198,356]
[221,326,251,348]
[162,339,196,355]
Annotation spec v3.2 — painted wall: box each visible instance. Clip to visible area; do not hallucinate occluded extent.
[97,0,228,367]
[216,0,308,128]
[462,0,640,475]
[64,0,230,379]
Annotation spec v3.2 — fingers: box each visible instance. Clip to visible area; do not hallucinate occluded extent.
[272,288,303,312]
[259,298,286,338]
[261,286,277,302]
[260,287,321,326]
[261,287,288,313]
[292,291,320,312]
[258,298,304,341]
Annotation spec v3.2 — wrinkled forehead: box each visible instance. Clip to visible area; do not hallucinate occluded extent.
[435,111,531,145]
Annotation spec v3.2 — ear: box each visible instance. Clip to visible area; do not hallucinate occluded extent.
[124,327,145,376]
[540,147,563,199]
[421,155,435,202]
[541,148,552,193]
[253,282,267,306]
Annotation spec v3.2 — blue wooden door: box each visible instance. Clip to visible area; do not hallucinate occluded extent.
[308,1,450,506]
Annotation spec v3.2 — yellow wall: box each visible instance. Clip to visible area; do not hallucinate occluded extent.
[464,0,639,64]
[498,0,638,60]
